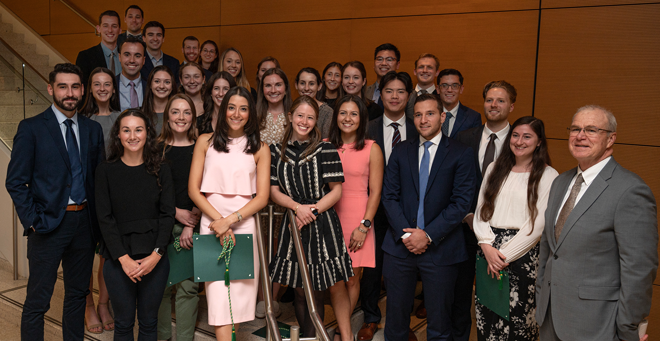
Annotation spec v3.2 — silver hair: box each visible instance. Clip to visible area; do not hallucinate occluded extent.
[573,104,617,132]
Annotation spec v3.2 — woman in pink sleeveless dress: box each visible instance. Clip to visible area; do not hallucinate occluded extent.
[189,86,271,340]
[328,95,384,339]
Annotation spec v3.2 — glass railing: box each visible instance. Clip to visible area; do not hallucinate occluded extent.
[0,37,51,150]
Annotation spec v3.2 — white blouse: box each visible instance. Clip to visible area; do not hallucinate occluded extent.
[474,164,558,263]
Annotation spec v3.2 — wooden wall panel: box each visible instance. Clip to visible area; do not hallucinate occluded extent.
[1,0,50,35]
[542,0,658,8]
[534,5,660,145]
[349,11,539,121]
[49,0,122,35]
[650,285,659,336]
[130,0,221,29]
[220,21,352,92]
[547,139,660,285]
[221,0,537,26]
[45,33,99,64]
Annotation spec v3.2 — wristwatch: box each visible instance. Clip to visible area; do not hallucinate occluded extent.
[154,247,164,257]
[360,219,371,228]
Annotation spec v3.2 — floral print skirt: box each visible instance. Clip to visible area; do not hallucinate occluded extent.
[475,227,540,341]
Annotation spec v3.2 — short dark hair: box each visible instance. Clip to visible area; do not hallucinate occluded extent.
[119,34,146,54]
[182,36,199,48]
[98,10,120,26]
[379,71,413,94]
[49,63,83,85]
[437,69,464,85]
[374,43,400,61]
[125,5,143,17]
[142,21,165,37]
[414,93,443,113]
[483,80,517,103]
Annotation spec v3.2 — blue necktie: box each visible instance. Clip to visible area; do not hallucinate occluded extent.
[64,119,85,204]
[417,141,432,229]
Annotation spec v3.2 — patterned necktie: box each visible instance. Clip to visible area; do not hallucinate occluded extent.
[482,133,497,176]
[391,122,401,149]
[442,111,453,136]
[129,81,139,108]
[554,174,585,241]
[417,141,433,229]
[64,119,85,204]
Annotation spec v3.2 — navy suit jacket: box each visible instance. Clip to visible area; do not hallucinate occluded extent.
[140,52,181,82]
[449,103,482,139]
[6,107,105,238]
[76,43,107,90]
[382,134,475,265]
[368,115,418,231]
[116,74,148,110]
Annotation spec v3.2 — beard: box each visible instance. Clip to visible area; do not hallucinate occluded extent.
[53,95,80,112]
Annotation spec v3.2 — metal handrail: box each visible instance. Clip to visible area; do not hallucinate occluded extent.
[55,0,99,36]
[254,210,282,341]
[286,209,331,341]
[0,36,49,84]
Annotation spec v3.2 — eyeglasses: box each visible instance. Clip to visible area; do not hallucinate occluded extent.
[439,83,461,90]
[375,57,397,63]
[567,126,613,137]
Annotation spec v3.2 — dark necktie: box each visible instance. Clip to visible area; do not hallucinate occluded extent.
[417,141,433,229]
[64,119,85,204]
[554,174,584,241]
[109,51,116,75]
[391,122,401,149]
[482,133,497,176]
[419,89,427,96]
[442,111,453,136]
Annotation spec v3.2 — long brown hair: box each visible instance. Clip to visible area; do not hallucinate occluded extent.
[142,65,176,125]
[328,95,368,151]
[197,40,219,73]
[219,47,250,90]
[157,94,198,153]
[178,62,206,95]
[280,95,321,162]
[479,116,551,235]
[81,67,120,117]
[256,68,292,130]
[339,61,373,106]
[211,86,261,155]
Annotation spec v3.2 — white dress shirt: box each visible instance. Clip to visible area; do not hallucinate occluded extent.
[478,124,510,172]
[383,114,408,164]
[415,84,436,95]
[554,156,612,225]
[118,74,144,112]
[418,132,442,174]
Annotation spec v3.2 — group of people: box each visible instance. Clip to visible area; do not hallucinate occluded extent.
[4,5,658,341]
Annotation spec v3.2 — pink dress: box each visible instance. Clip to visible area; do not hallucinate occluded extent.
[334,140,375,268]
[200,135,259,326]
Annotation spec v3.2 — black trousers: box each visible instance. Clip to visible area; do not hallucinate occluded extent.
[21,208,95,341]
[359,213,387,324]
[451,224,478,341]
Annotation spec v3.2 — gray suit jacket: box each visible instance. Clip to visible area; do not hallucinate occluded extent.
[536,157,658,341]
[365,82,377,101]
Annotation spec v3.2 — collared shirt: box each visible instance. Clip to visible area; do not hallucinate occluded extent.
[382,114,408,165]
[147,50,163,67]
[442,101,461,137]
[51,104,83,205]
[478,123,510,172]
[415,84,436,95]
[418,132,443,174]
[100,43,121,76]
[555,156,612,225]
[118,74,144,112]
[371,82,381,102]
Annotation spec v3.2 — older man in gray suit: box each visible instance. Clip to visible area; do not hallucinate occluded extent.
[536,105,657,341]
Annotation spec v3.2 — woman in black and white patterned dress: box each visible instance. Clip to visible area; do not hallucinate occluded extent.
[269,95,354,341]
[473,117,558,341]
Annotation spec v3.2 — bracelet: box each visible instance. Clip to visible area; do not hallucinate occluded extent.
[294,204,300,216]
[358,226,368,234]
[235,211,242,222]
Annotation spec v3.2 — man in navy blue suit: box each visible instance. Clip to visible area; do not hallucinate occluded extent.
[436,69,482,139]
[6,63,105,341]
[382,93,475,341]
[141,21,180,82]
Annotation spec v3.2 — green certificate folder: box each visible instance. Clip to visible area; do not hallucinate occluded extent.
[166,243,194,286]
[475,254,510,321]
[192,234,255,282]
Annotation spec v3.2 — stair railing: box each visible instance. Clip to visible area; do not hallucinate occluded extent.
[55,0,99,36]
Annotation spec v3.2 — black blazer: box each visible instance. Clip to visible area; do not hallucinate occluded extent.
[117,32,143,48]
[76,43,107,89]
[405,88,437,120]
[6,107,105,238]
[367,115,418,232]
[450,103,482,139]
[141,52,181,83]
[455,124,486,246]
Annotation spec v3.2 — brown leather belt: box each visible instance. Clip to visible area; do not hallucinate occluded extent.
[66,202,87,211]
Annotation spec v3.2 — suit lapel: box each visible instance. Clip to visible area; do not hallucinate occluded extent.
[556,160,616,249]
[407,138,420,196]
[450,104,468,139]
[45,108,71,171]
[426,136,449,194]
[547,169,576,251]
[78,115,89,180]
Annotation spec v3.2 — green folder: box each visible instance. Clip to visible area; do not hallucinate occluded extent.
[475,254,510,321]
[166,243,194,286]
[192,234,255,282]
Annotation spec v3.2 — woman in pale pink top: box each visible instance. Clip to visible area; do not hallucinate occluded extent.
[189,86,270,340]
[328,95,384,338]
